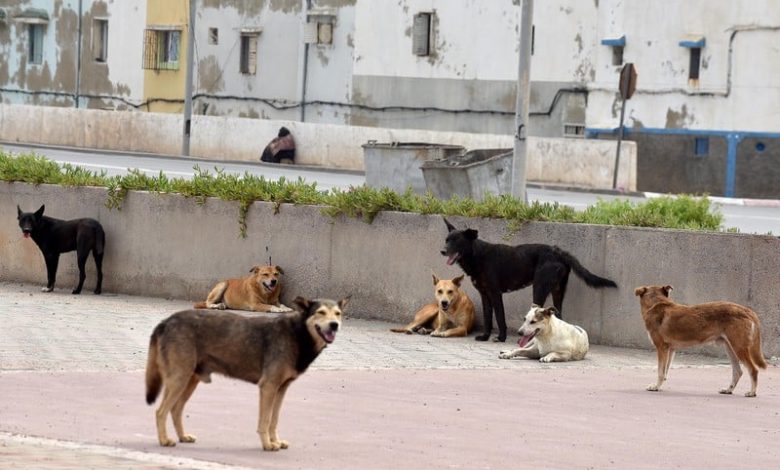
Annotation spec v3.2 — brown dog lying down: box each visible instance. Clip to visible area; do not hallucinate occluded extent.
[194,265,292,313]
[391,274,475,337]
[635,285,767,397]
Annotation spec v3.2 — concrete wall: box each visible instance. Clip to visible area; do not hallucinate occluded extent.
[0,104,637,191]
[2,182,778,356]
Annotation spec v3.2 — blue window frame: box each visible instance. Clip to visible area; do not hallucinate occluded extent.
[694,137,709,157]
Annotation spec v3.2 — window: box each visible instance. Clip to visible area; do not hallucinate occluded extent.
[564,124,585,138]
[142,28,181,70]
[304,21,333,45]
[611,46,624,66]
[93,19,108,62]
[28,24,43,65]
[240,33,258,74]
[412,12,433,56]
[208,27,218,45]
[694,137,709,157]
[688,47,701,80]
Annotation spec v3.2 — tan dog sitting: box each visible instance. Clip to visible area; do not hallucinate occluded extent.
[391,274,475,337]
[635,285,767,397]
[194,265,292,313]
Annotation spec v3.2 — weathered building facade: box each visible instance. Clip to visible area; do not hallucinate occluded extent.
[1,0,779,196]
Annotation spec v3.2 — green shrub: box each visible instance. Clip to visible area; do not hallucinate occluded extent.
[0,150,724,236]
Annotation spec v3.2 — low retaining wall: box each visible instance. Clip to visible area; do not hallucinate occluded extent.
[0,104,636,191]
[3,182,775,355]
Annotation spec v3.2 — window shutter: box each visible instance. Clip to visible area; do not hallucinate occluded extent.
[412,13,431,56]
[248,36,257,74]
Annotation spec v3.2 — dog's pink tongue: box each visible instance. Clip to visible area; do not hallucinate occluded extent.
[23,233,30,239]
[518,334,534,348]
[446,254,457,265]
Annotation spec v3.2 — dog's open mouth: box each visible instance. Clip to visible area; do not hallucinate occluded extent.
[445,252,460,265]
[316,324,336,344]
[23,232,30,239]
[262,282,276,292]
[517,330,538,348]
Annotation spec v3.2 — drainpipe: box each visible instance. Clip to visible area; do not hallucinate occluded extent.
[75,0,83,108]
[298,0,311,122]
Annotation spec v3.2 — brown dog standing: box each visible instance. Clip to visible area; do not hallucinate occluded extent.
[391,274,475,337]
[635,285,767,397]
[194,265,292,313]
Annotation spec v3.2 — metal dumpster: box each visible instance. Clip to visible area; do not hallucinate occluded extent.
[362,142,465,194]
[421,148,513,200]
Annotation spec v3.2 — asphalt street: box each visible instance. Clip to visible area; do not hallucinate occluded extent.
[2,143,779,234]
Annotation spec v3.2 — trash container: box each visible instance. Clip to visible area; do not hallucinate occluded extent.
[421,148,513,200]
[362,142,465,194]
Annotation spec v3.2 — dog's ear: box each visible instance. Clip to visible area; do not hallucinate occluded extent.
[338,295,351,310]
[452,274,465,287]
[544,307,558,317]
[17,205,22,219]
[275,265,284,275]
[634,287,647,297]
[294,296,311,313]
[443,217,456,233]
[432,272,440,285]
[249,265,260,274]
[662,285,673,297]
[34,205,45,218]
[464,228,478,240]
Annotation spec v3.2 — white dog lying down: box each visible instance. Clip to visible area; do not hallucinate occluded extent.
[499,305,589,362]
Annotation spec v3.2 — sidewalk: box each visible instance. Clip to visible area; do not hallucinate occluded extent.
[1,282,779,469]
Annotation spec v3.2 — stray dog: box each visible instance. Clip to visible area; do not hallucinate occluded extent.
[440,218,616,342]
[146,295,349,450]
[17,204,105,294]
[390,273,475,337]
[635,285,767,397]
[499,305,589,362]
[194,265,292,312]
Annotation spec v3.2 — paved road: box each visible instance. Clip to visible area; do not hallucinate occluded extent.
[2,143,779,234]
[1,282,779,469]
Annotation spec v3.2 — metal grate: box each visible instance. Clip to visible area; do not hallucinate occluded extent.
[142,28,181,71]
[412,13,432,56]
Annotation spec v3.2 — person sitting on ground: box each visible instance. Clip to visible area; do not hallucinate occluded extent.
[261,127,296,164]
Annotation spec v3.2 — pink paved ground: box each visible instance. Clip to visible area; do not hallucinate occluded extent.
[2,367,779,469]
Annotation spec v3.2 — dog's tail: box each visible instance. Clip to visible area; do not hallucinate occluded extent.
[751,322,768,370]
[390,327,411,333]
[557,248,617,289]
[193,301,207,309]
[145,323,165,405]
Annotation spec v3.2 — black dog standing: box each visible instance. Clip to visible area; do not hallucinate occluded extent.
[440,217,616,342]
[17,205,105,294]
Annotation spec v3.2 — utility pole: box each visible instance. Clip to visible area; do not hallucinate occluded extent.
[182,0,196,156]
[510,0,533,202]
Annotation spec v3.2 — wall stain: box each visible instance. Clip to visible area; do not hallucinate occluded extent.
[316,48,330,66]
[315,0,357,7]
[665,104,694,129]
[574,33,583,54]
[198,56,225,92]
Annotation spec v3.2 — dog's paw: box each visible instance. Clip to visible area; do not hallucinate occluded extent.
[93,288,102,295]
[179,434,197,443]
[269,305,289,313]
[475,334,490,342]
[492,335,506,343]
[646,384,660,392]
[71,288,82,295]
[263,441,282,451]
[159,438,177,447]
[275,439,289,449]
[745,391,757,398]
[41,287,53,293]
[416,327,432,335]
[498,351,513,359]
[277,304,293,312]
[539,356,553,363]
[216,303,227,310]
[719,388,734,395]
[430,330,444,337]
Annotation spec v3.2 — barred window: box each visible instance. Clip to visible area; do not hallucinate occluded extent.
[93,19,108,62]
[142,28,181,71]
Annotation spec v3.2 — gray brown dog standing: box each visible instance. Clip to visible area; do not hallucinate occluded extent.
[635,285,767,397]
[146,295,349,450]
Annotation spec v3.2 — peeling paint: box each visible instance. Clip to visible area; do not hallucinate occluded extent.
[574,33,583,54]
